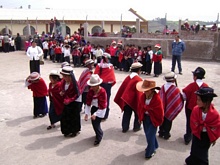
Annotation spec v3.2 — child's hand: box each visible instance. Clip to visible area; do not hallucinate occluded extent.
[84,114,88,121]
[91,115,96,120]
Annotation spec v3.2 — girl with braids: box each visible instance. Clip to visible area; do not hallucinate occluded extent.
[60,66,81,137]
[94,53,116,120]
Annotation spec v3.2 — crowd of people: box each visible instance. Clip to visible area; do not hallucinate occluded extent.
[23,29,220,164]
[0,32,22,52]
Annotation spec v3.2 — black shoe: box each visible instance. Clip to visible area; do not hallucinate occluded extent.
[122,129,128,133]
[145,151,156,159]
[133,127,141,132]
[163,134,171,140]
[179,72,183,75]
[38,114,46,118]
[33,115,38,119]
[94,140,100,146]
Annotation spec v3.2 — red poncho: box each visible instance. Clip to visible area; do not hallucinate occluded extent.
[191,105,220,143]
[138,92,164,127]
[114,75,142,112]
[48,82,64,115]
[159,85,184,121]
[94,63,116,86]
[28,78,48,97]
[182,81,208,110]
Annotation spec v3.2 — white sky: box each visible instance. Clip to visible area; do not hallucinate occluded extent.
[1,0,220,21]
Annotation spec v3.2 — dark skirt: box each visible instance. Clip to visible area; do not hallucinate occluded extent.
[185,133,211,165]
[146,61,152,74]
[60,101,81,135]
[30,60,40,73]
[154,61,162,75]
[33,96,48,116]
[49,101,62,125]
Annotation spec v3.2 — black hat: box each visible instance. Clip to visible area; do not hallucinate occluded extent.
[195,87,217,98]
[192,67,205,79]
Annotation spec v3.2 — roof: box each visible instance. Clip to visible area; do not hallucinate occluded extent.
[0,8,139,22]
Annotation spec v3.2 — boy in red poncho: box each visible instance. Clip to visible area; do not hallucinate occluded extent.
[158,72,184,139]
[182,67,209,144]
[84,74,107,146]
[136,79,164,159]
[114,62,143,133]
[185,87,220,165]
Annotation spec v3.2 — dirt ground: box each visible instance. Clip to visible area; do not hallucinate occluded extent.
[0,51,219,165]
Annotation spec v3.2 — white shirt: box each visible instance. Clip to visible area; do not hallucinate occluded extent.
[42,41,49,49]
[26,46,43,60]
[63,48,71,57]
[84,99,106,118]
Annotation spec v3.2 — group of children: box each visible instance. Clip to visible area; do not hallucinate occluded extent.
[25,52,220,164]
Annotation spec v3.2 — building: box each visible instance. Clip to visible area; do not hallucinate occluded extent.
[0,8,148,36]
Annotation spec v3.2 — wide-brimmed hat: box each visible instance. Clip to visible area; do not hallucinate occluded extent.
[87,74,103,86]
[102,53,111,59]
[195,87,217,98]
[164,72,177,81]
[130,62,143,69]
[84,59,94,66]
[136,79,160,92]
[192,67,205,79]
[49,70,61,77]
[60,66,74,75]
[61,62,70,68]
[29,72,40,81]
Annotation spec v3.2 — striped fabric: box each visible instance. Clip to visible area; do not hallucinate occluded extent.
[159,85,184,121]
[78,68,92,94]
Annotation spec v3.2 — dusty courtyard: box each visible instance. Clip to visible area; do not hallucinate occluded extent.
[0,51,219,165]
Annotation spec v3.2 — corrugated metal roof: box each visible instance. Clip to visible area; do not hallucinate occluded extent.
[0,8,139,21]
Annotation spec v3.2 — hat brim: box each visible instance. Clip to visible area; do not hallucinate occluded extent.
[87,78,103,86]
[85,61,94,66]
[195,91,217,97]
[136,81,160,92]
[29,76,40,81]
[163,74,178,81]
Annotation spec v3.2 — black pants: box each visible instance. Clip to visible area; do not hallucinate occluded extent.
[122,104,140,132]
[185,133,211,165]
[159,117,172,137]
[100,83,112,119]
[30,60,40,73]
[43,49,48,59]
[184,108,192,143]
[146,61,152,74]
[91,106,103,142]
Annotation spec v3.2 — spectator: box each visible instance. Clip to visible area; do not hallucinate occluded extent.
[15,33,22,50]
[171,35,186,75]
[211,23,218,31]
[195,22,200,33]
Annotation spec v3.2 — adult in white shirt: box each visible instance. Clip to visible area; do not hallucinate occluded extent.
[26,40,43,73]
[95,45,103,63]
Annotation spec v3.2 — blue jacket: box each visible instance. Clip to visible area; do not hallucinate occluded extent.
[172,39,186,56]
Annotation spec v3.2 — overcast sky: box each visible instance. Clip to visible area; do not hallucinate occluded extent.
[1,0,220,21]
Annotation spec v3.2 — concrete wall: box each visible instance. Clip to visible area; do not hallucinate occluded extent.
[87,35,220,61]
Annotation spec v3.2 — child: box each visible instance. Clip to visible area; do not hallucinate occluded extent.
[158,72,184,139]
[182,67,209,145]
[152,44,163,77]
[47,70,64,130]
[25,72,48,118]
[63,44,71,63]
[136,79,164,159]
[185,87,220,165]
[84,74,107,146]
